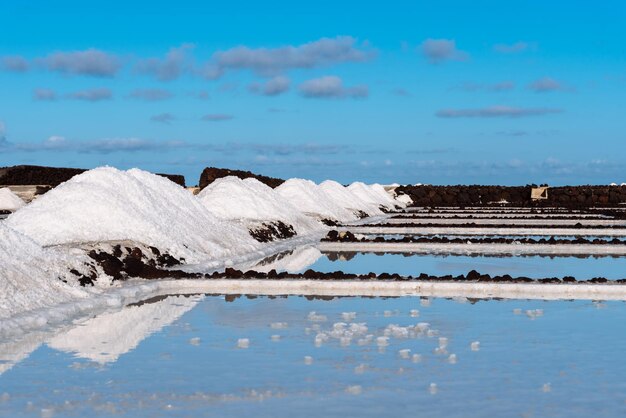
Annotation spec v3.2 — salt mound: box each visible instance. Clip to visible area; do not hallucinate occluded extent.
[0,223,89,319]
[348,182,394,209]
[198,176,318,234]
[0,188,25,212]
[318,180,383,217]
[276,178,356,222]
[7,167,259,263]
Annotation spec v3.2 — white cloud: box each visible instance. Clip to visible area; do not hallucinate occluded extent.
[38,48,121,77]
[248,76,290,96]
[135,44,195,81]
[420,39,468,64]
[298,76,368,99]
[436,105,562,118]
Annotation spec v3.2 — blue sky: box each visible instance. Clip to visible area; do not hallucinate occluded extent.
[1,1,625,186]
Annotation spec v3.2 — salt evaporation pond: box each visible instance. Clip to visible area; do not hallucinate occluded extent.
[290,250,626,280]
[1,295,625,417]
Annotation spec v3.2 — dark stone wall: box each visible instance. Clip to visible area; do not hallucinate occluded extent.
[396,184,626,208]
[0,165,186,187]
[199,167,284,190]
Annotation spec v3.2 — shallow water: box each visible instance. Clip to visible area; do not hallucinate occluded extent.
[1,295,625,417]
[311,252,626,279]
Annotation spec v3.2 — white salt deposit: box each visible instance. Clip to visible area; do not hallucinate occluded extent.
[348,182,397,210]
[304,356,313,365]
[237,338,250,349]
[398,348,411,359]
[411,354,422,363]
[7,167,260,263]
[276,178,355,222]
[0,223,91,320]
[318,180,383,216]
[470,341,480,351]
[0,188,25,211]
[198,176,318,235]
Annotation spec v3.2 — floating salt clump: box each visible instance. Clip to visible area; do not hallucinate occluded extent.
[410,309,419,318]
[340,336,351,347]
[345,385,362,395]
[357,335,374,346]
[308,311,327,322]
[434,347,448,355]
[427,329,439,338]
[420,298,431,307]
[542,383,552,393]
[237,338,250,349]
[189,337,201,346]
[470,341,480,351]
[384,324,410,338]
[398,349,411,359]
[448,354,457,364]
[270,322,288,329]
[341,312,357,321]
[376,336,389,347]
[304,356,313,365]
[271,335,281,342]
[411,354,422,363]
[438,337,448,348]
[383,310,393,317]
[429,383,438,394]
[416,322,430,332]
[40,408,54,418]
[513,308,522,315]
[354,364,367,374]
[526,309,544,320]
[314,333,329,346]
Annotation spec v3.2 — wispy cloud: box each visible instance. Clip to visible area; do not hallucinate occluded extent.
[248,76,290,96]
[11,136,185,153]
[436,105,562,118]
[135,44,194,81]
[391,88,411,97]
[201,114,234,122]
[128,88,173,101]
[203,36,375,78]
[150,113,176,124]
[37,48,121,77]
[456,81,515,92]
[67,88,112,102]
[33,88,58,101]
[420,39,468,64]
[528,77,572,93]
[298,75,368,99]
[0,55,29,72]
[493,42,531,53]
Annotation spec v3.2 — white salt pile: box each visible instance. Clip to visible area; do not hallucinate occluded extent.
[318,180,383,217]
[7,167,260,263]
[0,223,90,320]
[276,178,356,222]
[348,182,397,211]
[0,188,25,212]
[198,176,318,235]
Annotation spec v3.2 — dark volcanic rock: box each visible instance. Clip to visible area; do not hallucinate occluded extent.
[198,167,284,190]
[248,221,297,243]
[0,165,185,187]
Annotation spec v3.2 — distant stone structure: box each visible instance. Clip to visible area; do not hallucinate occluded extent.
[531,186,549,201]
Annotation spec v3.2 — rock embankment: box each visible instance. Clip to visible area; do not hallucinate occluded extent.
[396,185,626,208]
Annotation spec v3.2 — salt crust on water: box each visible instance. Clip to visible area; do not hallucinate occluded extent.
[0,166,404,325]
[0,188,25,211]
